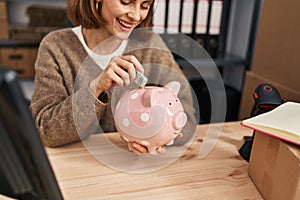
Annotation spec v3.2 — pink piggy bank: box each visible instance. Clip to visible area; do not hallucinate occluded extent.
[114,81,187,155]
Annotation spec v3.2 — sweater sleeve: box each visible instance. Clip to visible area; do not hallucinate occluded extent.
[30,30,108,147]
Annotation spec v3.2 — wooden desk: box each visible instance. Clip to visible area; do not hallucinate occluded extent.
[46,121,263,200]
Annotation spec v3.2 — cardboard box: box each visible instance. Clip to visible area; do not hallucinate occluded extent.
[9,25,58,41]
[251,0,300,92]
[239,71,300,120]
[0,1,8,20]
[0,1,9,40]
[0,20,9,40]
[248,131,300,200]
[26,5,66,27]
[0,47,38,78]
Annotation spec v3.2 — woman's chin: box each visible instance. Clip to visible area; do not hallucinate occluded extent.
[115,30,133,40]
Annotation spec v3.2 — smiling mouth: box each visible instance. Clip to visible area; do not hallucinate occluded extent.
[117,18,134,30]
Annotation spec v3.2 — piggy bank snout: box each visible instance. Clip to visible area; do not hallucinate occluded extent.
[173,112,187,130]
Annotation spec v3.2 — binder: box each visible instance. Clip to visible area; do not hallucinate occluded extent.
[152,0,223,58]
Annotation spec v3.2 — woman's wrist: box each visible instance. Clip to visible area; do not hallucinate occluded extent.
[89,79,103,97]
[89,80,108,103]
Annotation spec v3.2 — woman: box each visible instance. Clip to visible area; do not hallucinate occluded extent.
[30,0,197,155]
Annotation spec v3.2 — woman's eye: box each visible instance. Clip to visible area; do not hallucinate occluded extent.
[120,0,131,5]
[120,0,152,10]
[141,2,151,10]
[141,1,153,10]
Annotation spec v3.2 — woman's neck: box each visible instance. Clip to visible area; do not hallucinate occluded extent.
[82,27,123,55]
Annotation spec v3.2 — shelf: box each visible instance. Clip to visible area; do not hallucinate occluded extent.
[0,40,39,47]
[176,54,245,68]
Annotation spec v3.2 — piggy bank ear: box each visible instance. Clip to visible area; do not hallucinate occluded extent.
[165,81,180,95]
[142,89,158,107]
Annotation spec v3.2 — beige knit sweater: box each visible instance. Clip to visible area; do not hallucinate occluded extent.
[30,28,197,148]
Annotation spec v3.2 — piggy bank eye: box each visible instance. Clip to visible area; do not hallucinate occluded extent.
[169,102,172,105]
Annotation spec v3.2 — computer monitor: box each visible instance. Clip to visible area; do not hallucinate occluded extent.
[0,67,64,200]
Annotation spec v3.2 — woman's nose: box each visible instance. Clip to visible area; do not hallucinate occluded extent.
[128,6,141,21]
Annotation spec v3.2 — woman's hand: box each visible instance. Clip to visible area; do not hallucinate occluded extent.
[122,132,184,155]
[89,55,144,97]
[127,141,149,155]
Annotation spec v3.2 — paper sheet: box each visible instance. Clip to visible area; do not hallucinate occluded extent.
[243,102,300,136]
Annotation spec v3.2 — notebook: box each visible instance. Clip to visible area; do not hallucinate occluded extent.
[241,101,300,146]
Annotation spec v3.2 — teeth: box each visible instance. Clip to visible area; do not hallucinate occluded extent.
[118,19,132,28]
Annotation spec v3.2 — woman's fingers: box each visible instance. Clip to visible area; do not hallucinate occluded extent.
[112,55,144,80]
[90,55,145,95]
[109,63,130,86]
[128,142,148,155]
[120,55,144,74]
[94,55,145,91]
[157,146,166,154]
[176,133,183,139]
[127,141,168,155]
